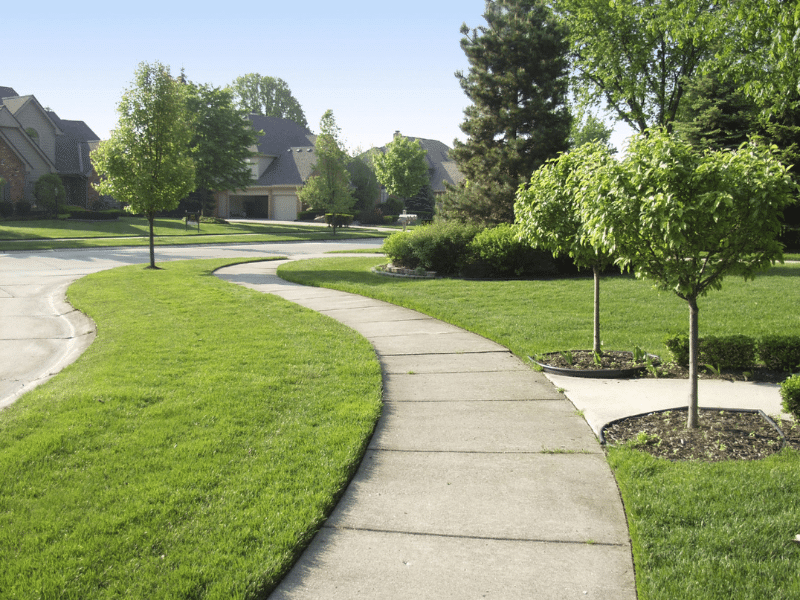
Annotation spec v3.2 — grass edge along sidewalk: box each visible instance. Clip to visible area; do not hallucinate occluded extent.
[277,256,800,600]
[0,258,383,599]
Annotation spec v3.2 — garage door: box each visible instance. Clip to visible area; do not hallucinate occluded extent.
[272,195,298,221]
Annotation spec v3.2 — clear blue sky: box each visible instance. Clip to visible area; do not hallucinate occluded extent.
[6,1,631,153]
[5,1,490,152]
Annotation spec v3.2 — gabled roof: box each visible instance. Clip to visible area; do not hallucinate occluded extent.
[0,95,63,136]
[257,147,317,186]
[48,111,101,176]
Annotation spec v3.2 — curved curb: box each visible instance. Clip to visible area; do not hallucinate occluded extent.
[529,354,659,379]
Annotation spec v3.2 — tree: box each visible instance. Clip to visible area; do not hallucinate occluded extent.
[515,142,615,354]
[569,113,615,152]
[297,110,354,235]
[581,130,797,428]
[449,0,572,224]
[558,0,721,133]
[373,136,429,207]
[34,173,66,216]
[186,82,259,216]
[346,157,380,213]
[229,74,307,128]
[92,61,195,268]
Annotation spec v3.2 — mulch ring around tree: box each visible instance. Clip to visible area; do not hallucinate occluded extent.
[602,408,800,461]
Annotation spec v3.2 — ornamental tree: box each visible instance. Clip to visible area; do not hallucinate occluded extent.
[515,142,616,354]
[582,130,797,428]
[92,61,195,268]
[373,136,429,206]
[298,110,354,235]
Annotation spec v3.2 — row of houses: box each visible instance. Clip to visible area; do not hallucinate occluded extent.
[1,86,464,220]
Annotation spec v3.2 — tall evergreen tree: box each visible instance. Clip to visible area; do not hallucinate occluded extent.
[445,0,571,224]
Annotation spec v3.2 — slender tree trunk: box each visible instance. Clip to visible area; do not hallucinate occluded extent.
[687,296,700,428]
[148,213,156,269]
[593,265,601,355]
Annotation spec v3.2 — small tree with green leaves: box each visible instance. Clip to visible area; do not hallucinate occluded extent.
[34,173,66,216]
[298,110,354,235]
[373,136,429,208]
[515,142,616,354]
[582,129,797,428]
[92,61,195,268]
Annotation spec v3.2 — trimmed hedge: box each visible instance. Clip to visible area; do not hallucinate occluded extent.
[665,333,800,372]
[466,223,557,278]
[324,213,353,227]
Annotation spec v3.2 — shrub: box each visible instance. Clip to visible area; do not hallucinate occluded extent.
[701,335,756,370]
[466,223,557,278]
[382,231,417,268]
[383,196,405,216]
[0,200,13,218]
[34,173,66,214]
[664,334,690,366]
[759,335,800,372]
[324,213,353,227]
[358,207,386,225]
[15,200,31,216]
[410,221,481,275]
[780,375,800,419]
[297,209,325,221]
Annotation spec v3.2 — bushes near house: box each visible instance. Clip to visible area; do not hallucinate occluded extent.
[297,208,325,221]
[324,213,353,227]
[466,223,557,278]
[665,333,800,372]
[0,200,13,219]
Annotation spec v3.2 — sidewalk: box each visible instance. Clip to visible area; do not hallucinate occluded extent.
[216,261,637,599]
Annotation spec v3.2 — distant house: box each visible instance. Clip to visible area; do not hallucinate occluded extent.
[214,115,317,220]
[376,131,466,202]
[0,86,101,207]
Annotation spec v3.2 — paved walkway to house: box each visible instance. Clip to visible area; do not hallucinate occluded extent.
[216,260,636,599]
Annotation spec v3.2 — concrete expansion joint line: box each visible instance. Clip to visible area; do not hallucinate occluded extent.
[321,524,628,548]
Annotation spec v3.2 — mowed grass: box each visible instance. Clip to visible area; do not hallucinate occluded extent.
[278,256,800,600]
[277,257,800,361]
[0,259,382,599]
[0,217,385,251]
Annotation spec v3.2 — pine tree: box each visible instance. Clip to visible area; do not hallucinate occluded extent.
[446,0,571,224]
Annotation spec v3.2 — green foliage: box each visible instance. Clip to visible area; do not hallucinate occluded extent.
[780,375,800,419]
[759,336,800,372]
[229,73,307,127]
[33,173,66,215]
[559,0,721,132]
[346,157,380,212]
[373,136,429,200]
[297,111,355,234]
[664,334,690,366]
[701,335,757,370]
[569,113,616,152]
[324,213,353,227]
[383,196,405,217]
[91,61,195,267]
[14,201,30,216]
[0,200,13,218]
[467,223,556,278]
[451,0,571,224]
[382,221,481,275]
[297,208,325,221]
[186,81,258,213]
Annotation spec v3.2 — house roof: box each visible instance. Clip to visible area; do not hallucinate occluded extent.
[47,112,100,176]
[247,114,315,157]
[0,95,63,136]
[257,147,317,187]
[378,134,465,193]
[0,87,19,100]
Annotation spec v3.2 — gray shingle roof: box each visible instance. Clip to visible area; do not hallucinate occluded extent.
[257,147,317,186]
[47,112,101,176]
[247,114,315,157]
[0,87,19,100]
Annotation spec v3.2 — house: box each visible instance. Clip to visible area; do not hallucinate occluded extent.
[214,115,317,220]
[377,132,466,203]
[0,86,101,207]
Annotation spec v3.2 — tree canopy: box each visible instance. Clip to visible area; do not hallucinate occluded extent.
[297,110,354,234]
[446,0,572,224]
[92,61,195,268]
[229,74,307,128]
[33,173,66,216]
[373,136,429,203]
[580,130,797,427]
[186,82,258,215]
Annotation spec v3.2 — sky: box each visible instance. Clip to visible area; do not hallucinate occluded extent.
[4,0,631,153]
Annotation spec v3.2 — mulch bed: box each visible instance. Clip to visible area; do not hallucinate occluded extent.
[538,350,797,461]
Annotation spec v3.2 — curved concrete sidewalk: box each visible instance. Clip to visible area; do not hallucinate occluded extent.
[216,261,636,599]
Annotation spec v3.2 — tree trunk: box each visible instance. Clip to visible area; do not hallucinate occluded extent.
[687,296,700,428]
[593,264,601,355]
[148,213,156,269]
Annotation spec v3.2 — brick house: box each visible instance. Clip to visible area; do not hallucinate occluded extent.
[0,86,101,208]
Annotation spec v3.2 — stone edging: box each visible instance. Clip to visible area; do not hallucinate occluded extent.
[372,264,437,279]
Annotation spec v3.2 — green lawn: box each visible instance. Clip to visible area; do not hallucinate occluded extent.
[0,259,382,599]
[0,216,385,251]
[278,256,800,600]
